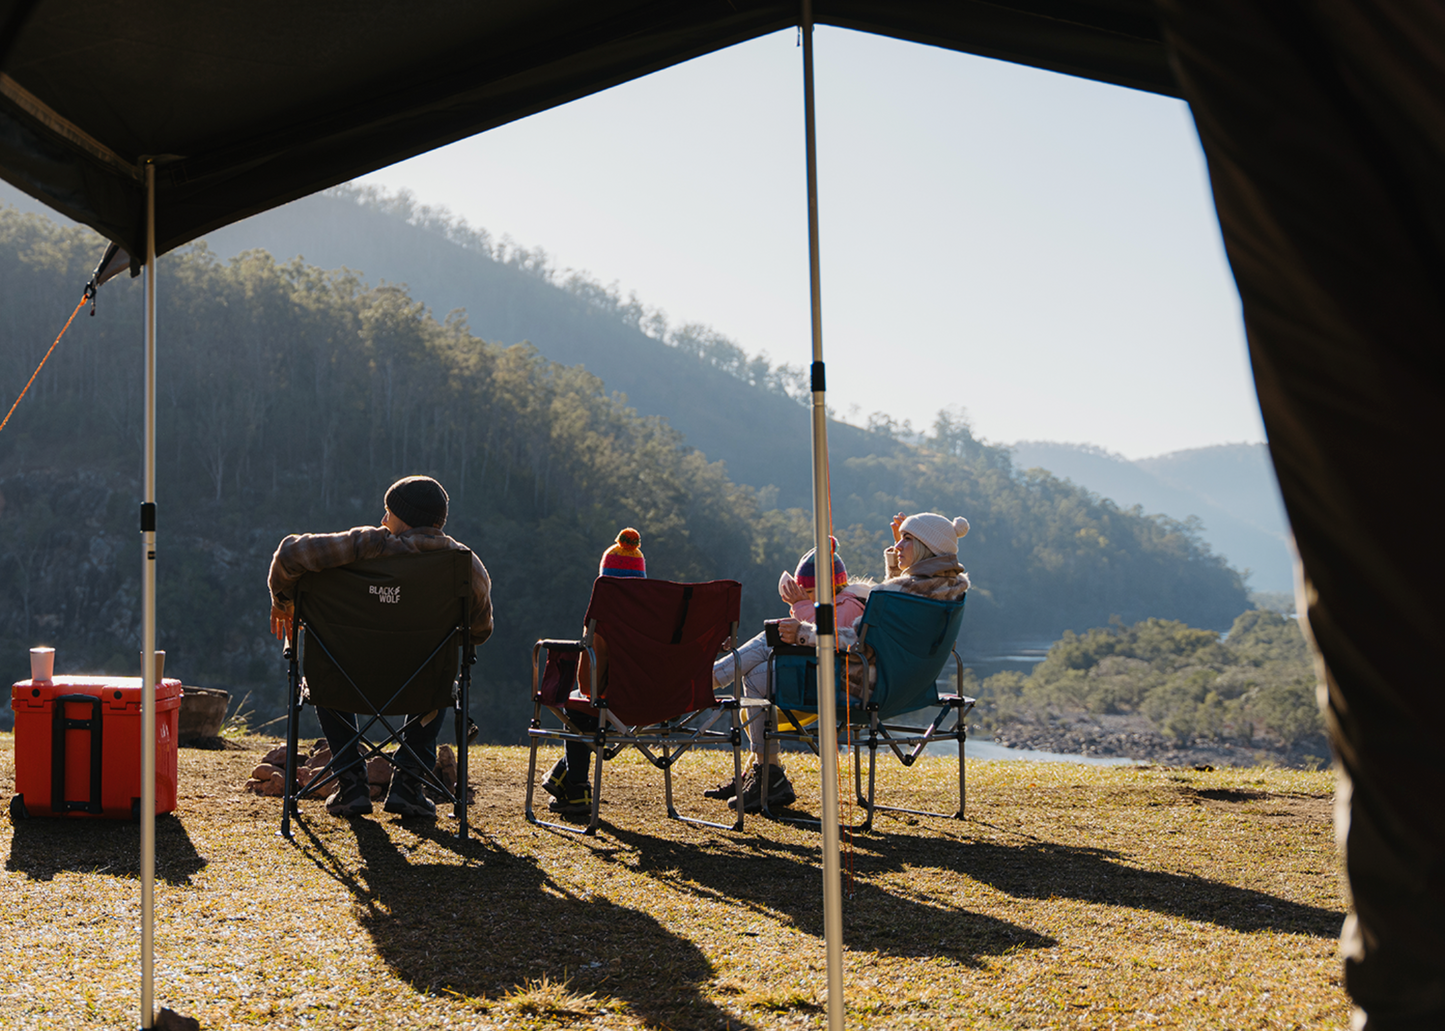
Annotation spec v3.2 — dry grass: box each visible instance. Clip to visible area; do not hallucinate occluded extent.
[0,733,1348,1029]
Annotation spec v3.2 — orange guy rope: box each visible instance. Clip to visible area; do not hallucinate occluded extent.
[0,293,88,435]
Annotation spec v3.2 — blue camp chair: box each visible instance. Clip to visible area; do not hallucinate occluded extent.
[764,590,974,830]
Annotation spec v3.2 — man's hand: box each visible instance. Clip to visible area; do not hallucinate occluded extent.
[778,570,807,605]
[891,511,907,543]
[270,604,292,644]
[778,618,802,645]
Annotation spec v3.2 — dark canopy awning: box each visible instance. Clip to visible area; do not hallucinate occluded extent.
[2,2,1441,1026]
[0,0,1172,259]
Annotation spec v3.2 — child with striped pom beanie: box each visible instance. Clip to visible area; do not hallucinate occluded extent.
[544,528,647,815]
[704,536,871,813]
[599,527,646,577]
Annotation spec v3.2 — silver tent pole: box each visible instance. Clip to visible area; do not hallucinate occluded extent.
[800,4,845,1029]
[140,158,157,1030]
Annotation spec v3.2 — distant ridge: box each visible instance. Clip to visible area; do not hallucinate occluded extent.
[1009,440,1293,591]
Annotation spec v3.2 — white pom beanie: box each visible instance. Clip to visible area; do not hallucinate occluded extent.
[899,513,970,558]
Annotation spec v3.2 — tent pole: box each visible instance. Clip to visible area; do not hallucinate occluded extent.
[800,5,845,1029]
[140,159,157,1031]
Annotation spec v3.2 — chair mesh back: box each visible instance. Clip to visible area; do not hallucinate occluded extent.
[862,591,966,718]
[297,549,469,715]
[771,590,966,720]
[584,578,741,726]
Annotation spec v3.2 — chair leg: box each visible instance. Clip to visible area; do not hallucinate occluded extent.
[662,743,677,819]
[280,662,302,840]
[758,707,778,819]
[956,715,967,820]
[864,716,879,832]
[587,732,603,835]
[455,702,468,841]
[731,706,745,832]
[524,702,543,824]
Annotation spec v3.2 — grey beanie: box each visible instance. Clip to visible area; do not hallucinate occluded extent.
[385,475,448,529]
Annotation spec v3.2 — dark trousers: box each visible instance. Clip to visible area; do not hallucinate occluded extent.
[316,705,442,779]
[565,712,600,785]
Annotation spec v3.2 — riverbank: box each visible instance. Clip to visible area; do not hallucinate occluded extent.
[983,709,1332,770]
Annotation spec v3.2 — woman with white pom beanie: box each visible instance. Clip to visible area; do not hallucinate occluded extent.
[877,512,971,600]
[789,511,970,654]
[786,510,970,706]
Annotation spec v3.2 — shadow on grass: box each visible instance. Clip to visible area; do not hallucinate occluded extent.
[602,825,1054,966]
[5,812,206,884]
[881,824,1344,938]
[292,816,753,1029]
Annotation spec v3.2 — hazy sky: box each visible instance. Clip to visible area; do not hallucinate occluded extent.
[356,27,1263,461]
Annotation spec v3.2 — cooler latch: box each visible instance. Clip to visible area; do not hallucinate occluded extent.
[52,694,104,815]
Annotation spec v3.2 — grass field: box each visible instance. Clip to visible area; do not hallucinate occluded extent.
[0,734,1348,1029]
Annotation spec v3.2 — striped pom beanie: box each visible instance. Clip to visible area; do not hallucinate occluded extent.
[599,527,647,578]
[795,536,847,591]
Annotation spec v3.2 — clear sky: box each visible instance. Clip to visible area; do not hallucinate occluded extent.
[355,27,1263,461]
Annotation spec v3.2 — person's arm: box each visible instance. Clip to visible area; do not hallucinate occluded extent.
[884,545,904,579]
[779,617,860,652]
[267,526,388,640]
[779,569,807,605]
[467,554,494,644]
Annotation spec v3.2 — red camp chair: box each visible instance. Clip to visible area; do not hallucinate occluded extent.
[525,577,744,835]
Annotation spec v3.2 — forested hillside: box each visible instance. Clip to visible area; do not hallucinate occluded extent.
[0,207,1247,735]
[198,183,907,508]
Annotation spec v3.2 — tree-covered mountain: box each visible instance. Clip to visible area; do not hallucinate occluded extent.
[196,183,913,509]
[1,176,1289,585]
[0,204,1248,736]
[1010,440,1293,592]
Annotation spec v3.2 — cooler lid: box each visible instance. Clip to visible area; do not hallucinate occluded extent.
[11,677,185,710]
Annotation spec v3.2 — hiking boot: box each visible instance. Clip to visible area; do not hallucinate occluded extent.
[541,757,571,801]
[547,780,593,814]
[384,771,437,819]
[703,767,748,800]
[730,764,795,812]
[325,772,373,817]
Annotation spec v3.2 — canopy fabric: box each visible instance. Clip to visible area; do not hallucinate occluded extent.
[0,0,1171,260]
[2,0,1442,1025]
[1159,2,1444,1024]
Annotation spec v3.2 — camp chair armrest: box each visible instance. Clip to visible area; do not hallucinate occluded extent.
[536,638,588,652]
[771,643,817,658]
[770,643,861,662]
[937,693,977,708]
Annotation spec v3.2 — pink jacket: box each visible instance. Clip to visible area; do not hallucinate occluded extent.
[790,585,868,636]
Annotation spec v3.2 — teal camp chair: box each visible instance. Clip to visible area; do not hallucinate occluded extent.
[764,590,974,829]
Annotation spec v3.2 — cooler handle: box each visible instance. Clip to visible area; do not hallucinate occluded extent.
[52,694,104,815]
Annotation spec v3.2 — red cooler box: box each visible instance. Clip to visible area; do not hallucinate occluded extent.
[10,676,182,818]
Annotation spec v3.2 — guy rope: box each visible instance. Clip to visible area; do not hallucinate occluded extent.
[0,291,87,434]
